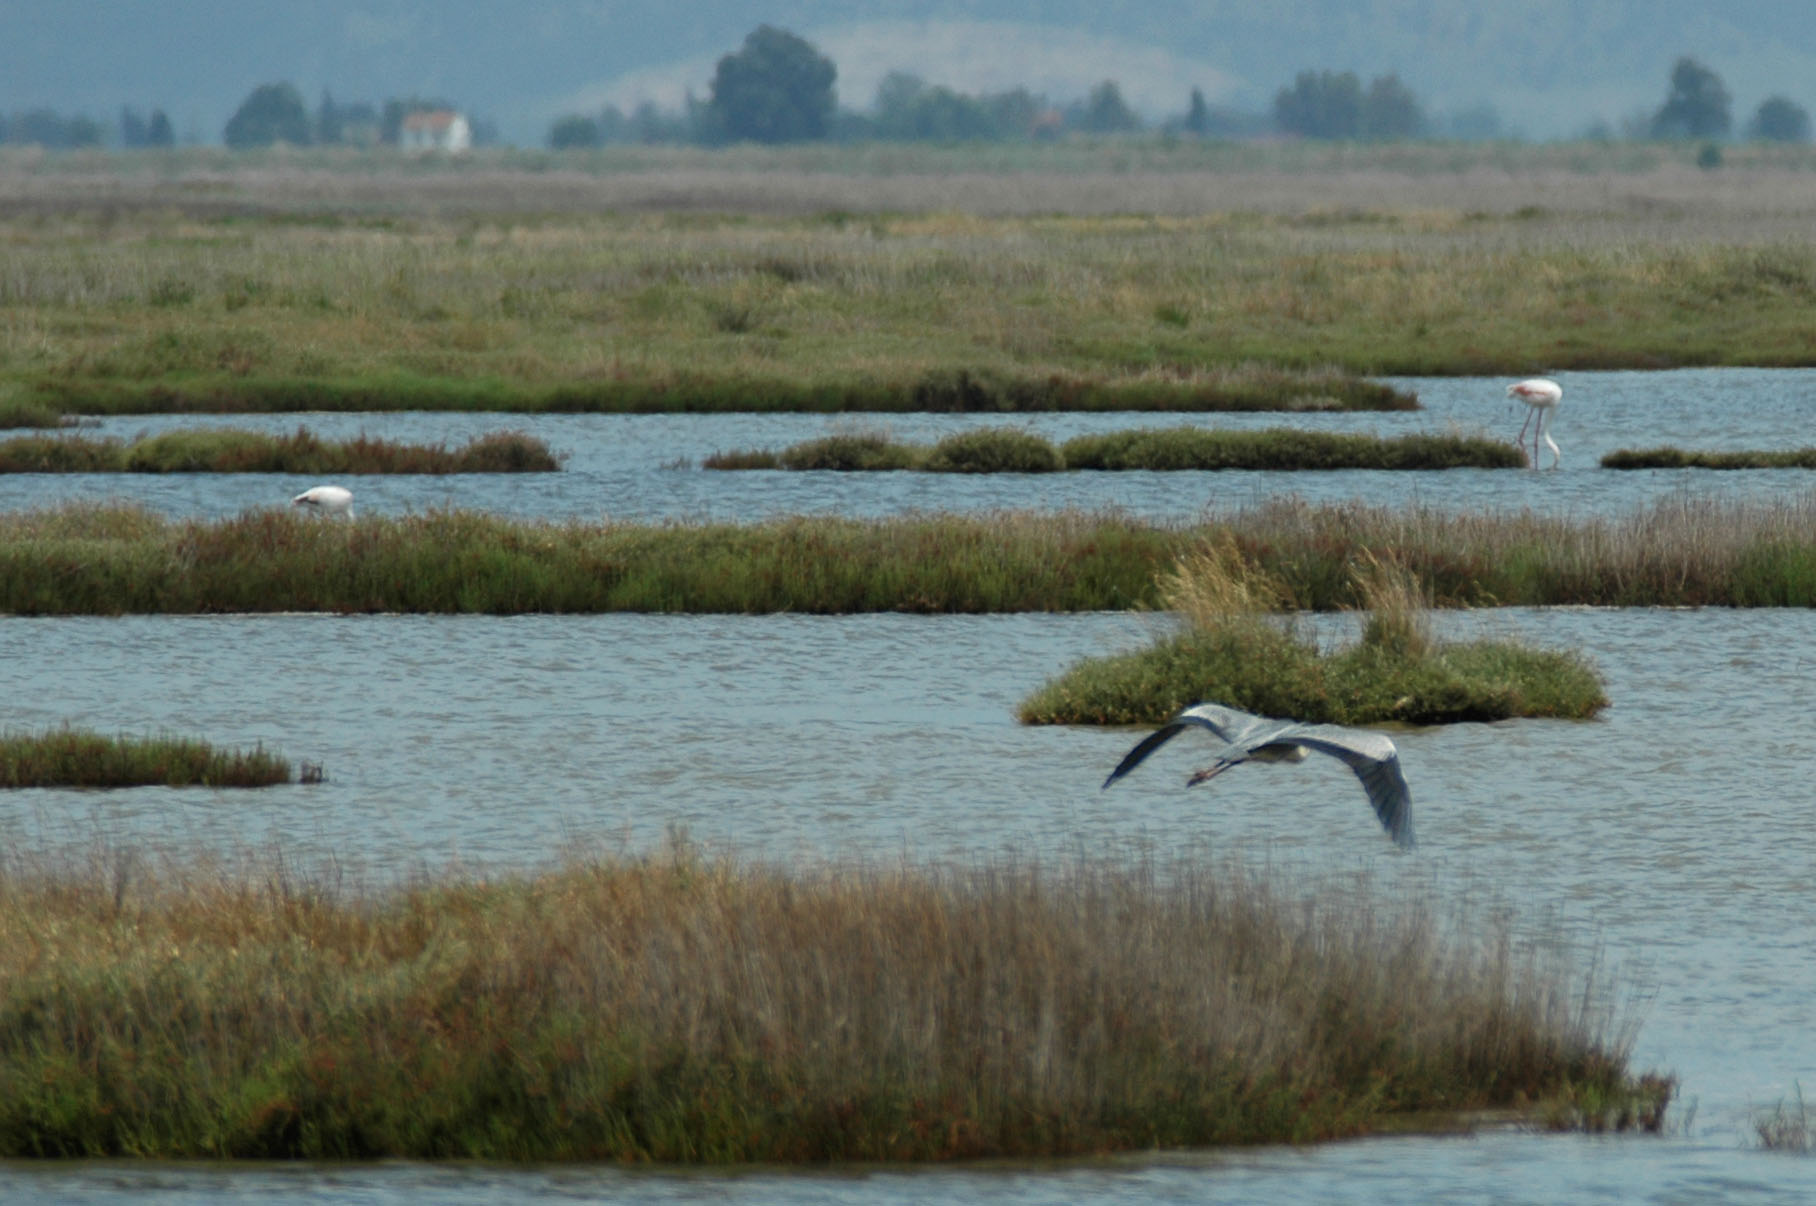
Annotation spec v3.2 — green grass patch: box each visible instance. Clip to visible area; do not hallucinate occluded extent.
[0,428,559,474]
[1018,543,1605,726]
[1062,428,1522,470]
[0,840,1668,1160]
[35,367,1418,419]
[708,427,1523,473]
[0,505,1177,616]
[0,728,305,788]
[0,399,66,430]
[1603,447,1816,470]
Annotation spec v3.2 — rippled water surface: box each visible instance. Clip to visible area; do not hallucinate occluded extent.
[6,370,1816,1202]
[5,368,1816,523]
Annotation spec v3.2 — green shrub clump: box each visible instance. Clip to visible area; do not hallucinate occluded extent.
[0,728,302,788]
[1018,543,1606,725]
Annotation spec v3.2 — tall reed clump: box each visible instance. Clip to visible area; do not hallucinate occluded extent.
[0,842,1670,1160]
[706,428,1523,473]
[1017,540,1606,726]
[0,428,559,474]
[0,728,302,788]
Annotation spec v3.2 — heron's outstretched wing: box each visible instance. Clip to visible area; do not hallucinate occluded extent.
[1101,721,1192,789]
[1101,702,1274,789]
[1274,725,1416,849]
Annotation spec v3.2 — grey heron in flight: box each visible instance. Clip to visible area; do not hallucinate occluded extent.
[1102,702,1415,848]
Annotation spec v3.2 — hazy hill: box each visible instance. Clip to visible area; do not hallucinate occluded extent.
[4,1,1813,143]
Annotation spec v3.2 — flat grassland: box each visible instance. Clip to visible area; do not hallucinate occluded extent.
[4,141,1816,420]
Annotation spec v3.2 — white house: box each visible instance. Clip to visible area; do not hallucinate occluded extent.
[400,110,472,154]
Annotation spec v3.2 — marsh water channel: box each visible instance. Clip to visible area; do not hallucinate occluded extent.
[5,368,1816,1201]
[5,368,1816,523]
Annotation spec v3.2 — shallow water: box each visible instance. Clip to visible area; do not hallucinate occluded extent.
[4,607,1816,1200]
[7,369,1816,1200]
[5,368,1816,523]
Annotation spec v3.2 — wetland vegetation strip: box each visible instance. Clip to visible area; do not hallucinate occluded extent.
[705,427,1523,472]
[1019,544,1606,726]
[37,366,1417,420]
[0,729,301,788]
[0,843,1668,1160]
[0,428,558,474]
[10,163,1816,425]
[15,494,1816,614]
[0,398,65,430]
[1602,447,1816,470]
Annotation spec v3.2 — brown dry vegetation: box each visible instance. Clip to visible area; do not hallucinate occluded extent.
[0,842,1669,1159]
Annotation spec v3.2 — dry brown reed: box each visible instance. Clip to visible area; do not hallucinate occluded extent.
[1350,549,1436,659]
[0,841,1667,1159]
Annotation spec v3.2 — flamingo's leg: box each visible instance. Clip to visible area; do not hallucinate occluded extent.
[1516,407,1538,468]
[1538,408,1559,469]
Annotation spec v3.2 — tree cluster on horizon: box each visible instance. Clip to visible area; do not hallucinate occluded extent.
[221,83,495,149]
[545,28,1813,151]
[1,28,1809,153]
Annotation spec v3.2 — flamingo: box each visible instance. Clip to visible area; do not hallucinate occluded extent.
[1102,701,1415,848]
[292,485,354,517]
[1508,377,1562,469]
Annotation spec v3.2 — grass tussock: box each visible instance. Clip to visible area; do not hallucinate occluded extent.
[1756,1085,1816,1153]
[0,841,1668,1160]
[1602,447,1816,470]
[707,427,1522,473]
[0,428,558,474]
[1017,539,1606,726]
[0,728,301,788]
[17,494,1816,615]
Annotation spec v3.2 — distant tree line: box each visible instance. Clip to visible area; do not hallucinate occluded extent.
[1272,71,1426,139]
[0,105,171,149]
[4,32,1809,153]
[220,82,496,149]
[544,27,1812,151]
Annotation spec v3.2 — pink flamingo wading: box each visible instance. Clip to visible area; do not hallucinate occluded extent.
[1507,378,1562,469]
